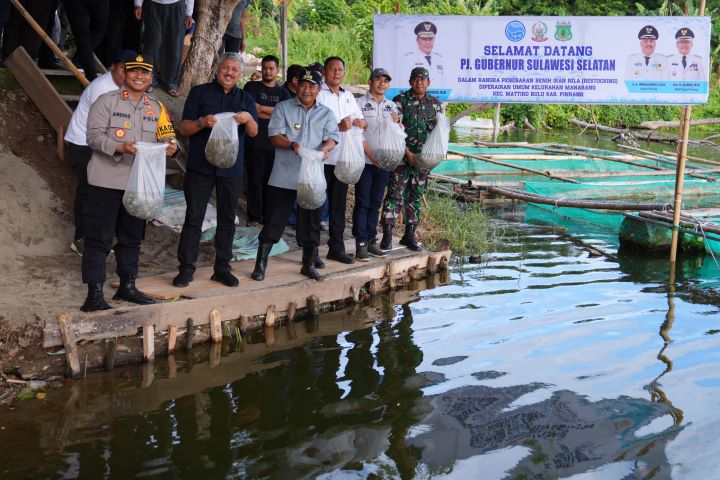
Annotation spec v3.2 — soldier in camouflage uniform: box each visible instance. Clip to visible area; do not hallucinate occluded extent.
[380,67,442,251]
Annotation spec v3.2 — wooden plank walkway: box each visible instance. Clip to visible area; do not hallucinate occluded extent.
[44,239,451,376]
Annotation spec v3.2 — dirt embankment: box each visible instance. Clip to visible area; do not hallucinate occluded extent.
[0,90,201,399]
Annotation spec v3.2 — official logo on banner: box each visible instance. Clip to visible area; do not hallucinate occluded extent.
[505,21,526,42]
[531,21,548,42]
[555,21,572,41]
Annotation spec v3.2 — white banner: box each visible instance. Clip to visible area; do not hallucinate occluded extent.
[372,15,711,104]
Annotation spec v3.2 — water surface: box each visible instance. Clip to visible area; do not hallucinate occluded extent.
[2,219,720,479]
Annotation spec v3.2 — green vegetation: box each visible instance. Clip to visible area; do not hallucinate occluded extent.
[246,0,720,125]
[419,189,495,256]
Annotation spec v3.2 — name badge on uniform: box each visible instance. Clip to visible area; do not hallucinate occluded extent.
[294,123,302,130]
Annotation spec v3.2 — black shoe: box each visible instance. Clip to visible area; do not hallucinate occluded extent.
[211,270,239,287]
[300,247,322,280]
[314,252,325,269]
[80,283,112,312]
[368,240,387,257]
[380,224,394,250]
[327,249,355,264]
[113,276,156,305]
[399,224,422,251]
[355,241,370,262]
[251,242,273,281]
[172,269,194,288]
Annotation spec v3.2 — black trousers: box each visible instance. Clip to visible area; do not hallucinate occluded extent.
[2,0,58,60]
[177,170,241,274]
[259,185,320,248]
[95,0,140,66]
[68,142,91,240]
[61,0,108,81]
[245,148,274,224]
[142,0,184,90]
[82,185,146,284]
[324,164,348,253]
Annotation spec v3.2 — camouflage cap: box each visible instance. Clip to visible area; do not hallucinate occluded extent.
[410,67,429,80]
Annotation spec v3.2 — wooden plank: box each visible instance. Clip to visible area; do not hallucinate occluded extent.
[57,124,65,162]
[167,325,178,353]
[265,305,277,328]
[43,250,451,347]
[307,295,320,317]
[58,314,81,379]
[143,325,155,362]
[185,318,195,350]
[287,302,297,322]
[209,309,222,343]
[5,47,72,133]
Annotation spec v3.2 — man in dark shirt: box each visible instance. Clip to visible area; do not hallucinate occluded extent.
[173,52,259,288]
[285,63,304,97]
[243,54,290,226]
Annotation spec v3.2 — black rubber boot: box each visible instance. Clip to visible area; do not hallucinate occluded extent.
[251,242,273,281]
[327,248,355,264]
[380,224,394,250]
[80,283,112,312]
[355,241,370,262]
[314,252,325,269]
[399,224,422,251]
[368,239,387,257]
[113,276,156,305]
[300,247,322,280]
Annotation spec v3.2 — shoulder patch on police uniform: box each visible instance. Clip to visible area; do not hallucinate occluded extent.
[156,103,175,140]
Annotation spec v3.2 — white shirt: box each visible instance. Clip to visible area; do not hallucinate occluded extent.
[64,72,120,146]
[667,54,705,81]
[317,83,364,166]
[400,49,445,85]
[356,91,398,165]
[625,53,666,81]
[134,0,194,16]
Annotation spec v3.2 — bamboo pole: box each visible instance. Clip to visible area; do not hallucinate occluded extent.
[616,144,717,181]
[492,103,501,142]
[663,151,720,167]
[448,149,581,184]
[279,0,288,81]
[671,0,706,264]
[8,0,89,87]
[485,186,667,211]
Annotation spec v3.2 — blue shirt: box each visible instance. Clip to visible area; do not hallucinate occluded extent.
[267,97,340,190]
[182,80,259,177]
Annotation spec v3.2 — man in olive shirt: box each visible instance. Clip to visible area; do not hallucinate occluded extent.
[243,54,290,226]
[251,69,340,281]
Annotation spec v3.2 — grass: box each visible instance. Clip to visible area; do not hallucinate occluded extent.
[418,187,497,257]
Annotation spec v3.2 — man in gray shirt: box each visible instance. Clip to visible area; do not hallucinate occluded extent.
[250,68,340,281]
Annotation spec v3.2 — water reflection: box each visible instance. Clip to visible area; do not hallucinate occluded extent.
[4,225,720,478]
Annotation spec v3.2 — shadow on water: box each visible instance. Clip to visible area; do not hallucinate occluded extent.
[4,220,720,478]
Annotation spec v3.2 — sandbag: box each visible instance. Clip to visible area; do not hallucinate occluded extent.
[123,142,167,220]
[204,112,239,169]
[375,120,407,171]
[296,148,327,210]
[416,112,450,171]
[334,127,365,185]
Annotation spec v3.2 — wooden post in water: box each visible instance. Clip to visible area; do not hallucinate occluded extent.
[670,0,706,267]
[492,103,501,142]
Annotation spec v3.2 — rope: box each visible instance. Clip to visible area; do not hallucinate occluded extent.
[685,213,720,270]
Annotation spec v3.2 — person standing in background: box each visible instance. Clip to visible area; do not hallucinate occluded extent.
[220,0,249,54]
[61,0,109,81]
[95,0,141,66]
[353,68,399,261]
[243,54,290,227]
[134,0,194,96]
[2,0,59,64]
[317,56,366,265]
[65,50,135,255]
